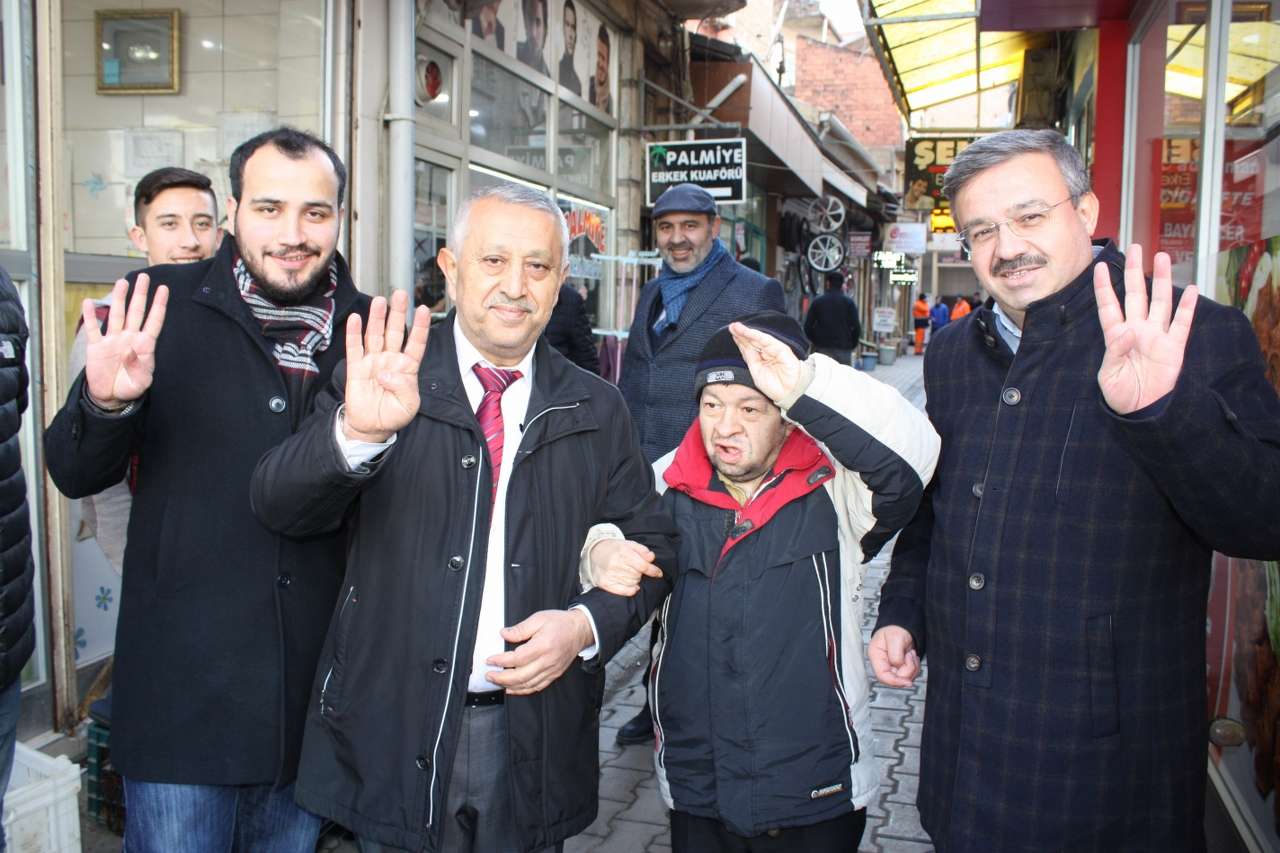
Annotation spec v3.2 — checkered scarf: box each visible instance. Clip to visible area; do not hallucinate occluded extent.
[233,254,337,403]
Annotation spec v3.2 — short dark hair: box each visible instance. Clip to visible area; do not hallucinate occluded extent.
[739,256,761,272]
[133,167,216,225]
[523,0,546,21]
[228,126,347,206]
[826,272,844,290]
[597,23,610,49]
[563,0,576,17]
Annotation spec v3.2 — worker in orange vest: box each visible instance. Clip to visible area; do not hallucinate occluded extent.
[912,292,930,354]
[950,295,972,321]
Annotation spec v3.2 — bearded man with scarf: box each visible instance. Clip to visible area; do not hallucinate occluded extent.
[44,127,369,853]
[614,183,785,746]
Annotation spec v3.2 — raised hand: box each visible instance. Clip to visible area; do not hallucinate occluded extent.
[342,290,431,442]
[1094,245,1198,415]
[728,321,803,404]
[83,274,169,410]
[589,539,662,597]
[868,626,920,688]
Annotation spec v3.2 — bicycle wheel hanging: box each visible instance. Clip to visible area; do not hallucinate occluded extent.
[808,195,846,233]
[806,233,845,272]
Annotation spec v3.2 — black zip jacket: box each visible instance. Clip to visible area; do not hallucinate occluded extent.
[250,316,677,852]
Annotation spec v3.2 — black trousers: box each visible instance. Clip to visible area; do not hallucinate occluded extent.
[670,808,867,853]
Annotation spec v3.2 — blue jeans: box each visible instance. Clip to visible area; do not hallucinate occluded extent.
[123,778,320,853]
[0,679,23,853]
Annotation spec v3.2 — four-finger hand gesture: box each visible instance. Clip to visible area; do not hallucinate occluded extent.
[83,274,169,410]
[343,290,431,442]
[1094,245,1198,415]
[728,322,802,404]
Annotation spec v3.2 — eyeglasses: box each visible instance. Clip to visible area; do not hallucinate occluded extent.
[957,197,1074,255]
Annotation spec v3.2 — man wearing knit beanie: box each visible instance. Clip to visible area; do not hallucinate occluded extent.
[581,310,941,851]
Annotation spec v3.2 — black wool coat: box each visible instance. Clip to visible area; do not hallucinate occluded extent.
[250,317,677,852]
[0,266,33,691]
[44,240,369,785]
[876,241,1280,852]
[619,253,785,462]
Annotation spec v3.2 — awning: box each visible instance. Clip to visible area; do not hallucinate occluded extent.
[822,159,868,207]
[865,0,1051,120]
[1165,21,1280,117]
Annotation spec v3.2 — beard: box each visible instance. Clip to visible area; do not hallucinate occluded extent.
[236,235,335,306]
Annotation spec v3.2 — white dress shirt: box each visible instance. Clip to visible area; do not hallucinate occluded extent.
[336,324,598,695]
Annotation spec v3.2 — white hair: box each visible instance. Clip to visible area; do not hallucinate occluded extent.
[447,184,570,267]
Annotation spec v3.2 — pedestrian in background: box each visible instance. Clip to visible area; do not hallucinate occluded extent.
[0,263,34,853]
[912,292,930,354]
[45,127,368,852]
[68,166,222,574]
[251,184,677,852]
[544,282,600,373]
[869,128,1280,852]
[929,295,950,340]
[585,311,938,852]
[804,271,862,366]
[615,181,783,746]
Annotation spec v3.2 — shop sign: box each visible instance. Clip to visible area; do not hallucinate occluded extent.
[904,137,974,217]
[872,307,897,333]
[849,231,872,258]
[1158,137,1264,270]
[561,201,610,281]
[873,250,904,269]
[889,269,919,286]
[645,138,747,205]
[883,223,927,256]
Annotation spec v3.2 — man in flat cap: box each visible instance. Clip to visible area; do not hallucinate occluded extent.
[584,311,939,850]
[614,182,784,745]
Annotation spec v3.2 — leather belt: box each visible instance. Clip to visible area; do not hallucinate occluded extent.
[464,691,505,707]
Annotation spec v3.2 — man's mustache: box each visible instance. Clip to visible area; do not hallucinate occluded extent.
[486,292,534,313]
[991,254,1048,276]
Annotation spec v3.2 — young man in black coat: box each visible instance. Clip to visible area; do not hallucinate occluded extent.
[250,184,676,852]
[869,129,1280,852]
[543,282,599,373]
[804,271,862,366]
[44,127,369,852]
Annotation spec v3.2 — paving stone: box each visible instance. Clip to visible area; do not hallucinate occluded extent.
[588,817,668,852]
[869,707,908,733]
[868,686,912,710]
[898,745,920,776]
[861,813,886,851]
[580,796,630,837]
[605,743,658,772]
[597,766,649,804]
[877,839,935,852]
[886,772,918,805]
[880,800,932,843]
[872,730,901,759]
[614,787,669,826]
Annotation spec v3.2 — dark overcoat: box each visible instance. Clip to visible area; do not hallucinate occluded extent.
[0,266,33,691]
[619,253,784,462]
[876,241,1280,851]
[43,240,369,785]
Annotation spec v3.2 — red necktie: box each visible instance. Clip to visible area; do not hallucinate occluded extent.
[472,364,522,502]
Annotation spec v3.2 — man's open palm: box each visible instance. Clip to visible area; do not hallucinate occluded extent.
[343,290,431,442]
[83,274,168,409]
[1094,245,1198,415]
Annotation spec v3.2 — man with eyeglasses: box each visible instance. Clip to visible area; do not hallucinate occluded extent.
[867,129,1280,852]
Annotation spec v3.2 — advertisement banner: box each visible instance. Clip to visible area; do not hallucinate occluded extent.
[905,137,974,220]
[883,223,927,256]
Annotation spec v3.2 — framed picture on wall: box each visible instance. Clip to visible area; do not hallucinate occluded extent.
[95,9,180,95]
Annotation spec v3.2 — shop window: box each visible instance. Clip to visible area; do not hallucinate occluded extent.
[556,192,609,326]
[556,103,610,193]
[61,0,328,257]
[469,54,549,166]
[414,160,452,314]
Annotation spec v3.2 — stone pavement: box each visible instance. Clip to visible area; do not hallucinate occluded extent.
[575,351,931,853]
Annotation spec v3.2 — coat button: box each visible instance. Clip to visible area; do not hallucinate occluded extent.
[964,653,982,672]
[432,658,448,673]
[971,481,984,498]
[268,396,287,413]
[415,755,430,770]
[448,555,464,571]
[1001,387,1022,406]
[968,573,985,591]
[276,572,292,588]
[461,454,477,469]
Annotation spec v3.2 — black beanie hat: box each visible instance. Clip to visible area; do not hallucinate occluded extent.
[694,310,809,397]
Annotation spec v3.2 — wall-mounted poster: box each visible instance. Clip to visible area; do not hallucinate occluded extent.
[554,0,611,112]
[515,0,550,77]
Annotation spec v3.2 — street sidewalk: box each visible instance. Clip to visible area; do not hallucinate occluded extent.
[572,350,930,853]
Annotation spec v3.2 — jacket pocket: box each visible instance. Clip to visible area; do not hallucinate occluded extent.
[319,584,359,723]
[1086,613,1118,737]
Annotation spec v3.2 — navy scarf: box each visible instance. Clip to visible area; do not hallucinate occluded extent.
[652,239,727,336]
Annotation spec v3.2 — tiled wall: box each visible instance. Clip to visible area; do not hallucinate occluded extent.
[62,0,325,256]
